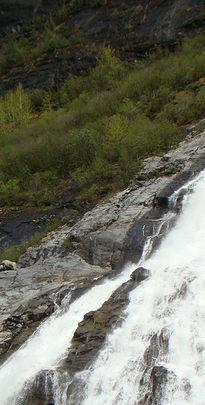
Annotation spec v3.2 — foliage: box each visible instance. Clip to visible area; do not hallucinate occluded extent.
[0,23,86,73]
[0,83,32,135]
[0,37,29,72]
[31,30,70,60]
[0,34,204,206]
[90,45,129,91]
[64,234,75,250]
[103,114,129,162]
[0,179,21,206]
[0,218,65,262]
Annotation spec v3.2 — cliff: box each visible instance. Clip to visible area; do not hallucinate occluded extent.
[0,3,205,402]
[0,118,205,369]
[0,0,204,93]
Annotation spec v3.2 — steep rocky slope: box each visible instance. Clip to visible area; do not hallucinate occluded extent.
[0,2,205,402]
[0,0,204,93]
[0,119,205,368]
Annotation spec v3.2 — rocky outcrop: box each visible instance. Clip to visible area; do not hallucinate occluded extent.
[138,329,170,404]
[0,0,204,93]
[0,196,90,249]
[0,51,97,94]
[0,121,205,378]
[19,266,151,404]
[65,267,151,373]
[0,0,59,39]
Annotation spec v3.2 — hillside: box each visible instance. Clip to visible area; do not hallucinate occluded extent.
[0,3,205,401]
[0,0,204,259]
[0,0,205,93]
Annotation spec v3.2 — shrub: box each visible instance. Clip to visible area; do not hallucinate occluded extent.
[103,114,129,162]
[67,26,86,46]
[64,234,75,250]
[0,37,30,72]
[90,46,128,91]
[0,33,204,209]
[29,88,47,111]
[0,179,21,206]
[65,126,96,170]
[91,0,107,8]
[90,157,111,182]
[0,83,32,134]
[63,75,88,101]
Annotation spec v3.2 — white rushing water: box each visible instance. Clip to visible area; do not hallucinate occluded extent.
[1,170,205,404]
[78,170,205,405]
[0,261,142,404]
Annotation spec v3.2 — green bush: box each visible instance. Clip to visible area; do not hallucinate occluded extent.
[29,89,47,111]
[103,114,129,162]
[0,37,30,72]
[0,34,204,208]
[31,31,69,60]
[0,83,32,135]
[71,0,106,10]
[67,26,86,46]
[90,46,128,91]
[0,179,21,206]
[65,126,96,170]
[91,0,107,8]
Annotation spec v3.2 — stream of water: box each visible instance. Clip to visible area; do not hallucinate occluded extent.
[0,171,205,404]
[77,171,205,405]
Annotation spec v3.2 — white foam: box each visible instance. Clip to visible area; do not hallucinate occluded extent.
[79,171,205,405]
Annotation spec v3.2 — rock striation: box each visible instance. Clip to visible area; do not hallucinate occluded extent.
[66,266,151,373]
[0,0,204,93]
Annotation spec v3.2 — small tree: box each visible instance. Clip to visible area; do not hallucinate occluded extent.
[0,83,32,134]
[103,114,129,162]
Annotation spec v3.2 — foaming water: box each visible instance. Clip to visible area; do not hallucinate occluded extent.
[0,258,141,404]
[78,171,205,405]
[1,171,205,404]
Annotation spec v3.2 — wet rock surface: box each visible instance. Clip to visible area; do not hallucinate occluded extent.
[22,267,151,404]
[0,207,62,247]
[65,267,151,373]
[138,366,169,405]
[0,123,205,403]
[0,187,96,249]
[138,329,170,405]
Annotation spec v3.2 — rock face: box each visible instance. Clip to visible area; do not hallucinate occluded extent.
[138,329,170,404]
[0,0,204,93]
[66,266,151,373]
[0,196,92,249]
[0,122,205,401]
[0,51,97,94]
[18,266,151,404]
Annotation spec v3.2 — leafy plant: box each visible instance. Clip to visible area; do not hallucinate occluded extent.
[0,37,30,72]
[0,34,204,209]
[0,83,32,135]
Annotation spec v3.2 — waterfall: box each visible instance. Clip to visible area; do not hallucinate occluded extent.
[76,170,205,405]
[0,262,140,404]
[0,170,205,404]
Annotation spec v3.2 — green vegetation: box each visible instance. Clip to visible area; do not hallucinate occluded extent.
[0,33,204,210]
[0,218,65,262]
[0,27,87,73]
[64,234,75,250]
[0,83,31,133]
[0,0,108,74]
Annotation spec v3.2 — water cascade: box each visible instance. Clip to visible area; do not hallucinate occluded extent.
[0,170,205,404]
[77,171,205,405]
